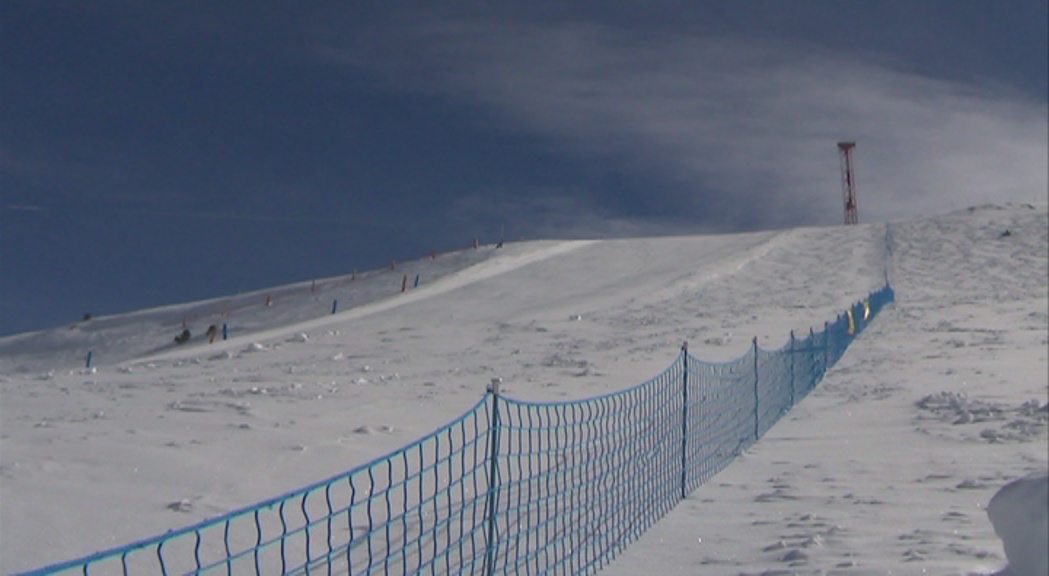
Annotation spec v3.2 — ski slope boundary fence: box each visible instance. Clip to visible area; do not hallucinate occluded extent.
[20,284,895,576]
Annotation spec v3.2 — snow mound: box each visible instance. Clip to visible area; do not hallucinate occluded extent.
[987,472,1048,576]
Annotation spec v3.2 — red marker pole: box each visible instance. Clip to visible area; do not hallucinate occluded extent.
[401,274,408,292]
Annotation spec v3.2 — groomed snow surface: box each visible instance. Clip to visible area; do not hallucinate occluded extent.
[1,204,1046,575]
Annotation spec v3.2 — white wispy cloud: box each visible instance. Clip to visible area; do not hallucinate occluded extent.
[442,186,695,241]
[324,14,1047,232]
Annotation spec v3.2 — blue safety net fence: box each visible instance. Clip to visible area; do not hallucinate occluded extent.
[20,284,894,576]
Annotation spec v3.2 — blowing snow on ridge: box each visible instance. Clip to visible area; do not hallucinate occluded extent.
[1,204,1046,574]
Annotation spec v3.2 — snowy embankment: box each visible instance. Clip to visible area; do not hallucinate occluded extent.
[1,204,1045,575]
[988,472,1048,576]
[0,242,511,374]
[604,204,1048,575]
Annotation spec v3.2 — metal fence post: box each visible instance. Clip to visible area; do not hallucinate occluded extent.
[823,321,830,374]
[752,337,760,441]
[884,222,893,286]
[808,327,815,390]
[788,330,795,407]
[680,342,689,499]
[483,381,502,576]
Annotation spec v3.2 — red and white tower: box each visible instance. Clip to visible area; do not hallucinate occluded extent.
[838,142,859,225]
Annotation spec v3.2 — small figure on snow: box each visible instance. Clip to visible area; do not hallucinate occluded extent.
[205,324,219,343]
[174,329,191,345]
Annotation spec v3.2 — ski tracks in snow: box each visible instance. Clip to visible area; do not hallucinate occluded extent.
[131,240,597,366]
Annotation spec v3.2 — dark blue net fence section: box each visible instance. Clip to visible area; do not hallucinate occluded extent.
[21,284,893,576]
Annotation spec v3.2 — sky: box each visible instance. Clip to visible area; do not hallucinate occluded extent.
[2,1,1047,337]
[1,204,1045,574]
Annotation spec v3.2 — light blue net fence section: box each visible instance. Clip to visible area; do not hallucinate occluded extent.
[20,284,893,576]
[487,363,684,575]
[21,396,498,576]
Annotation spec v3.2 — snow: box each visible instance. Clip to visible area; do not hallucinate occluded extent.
[1,204,1046,574]
[988,472,1049,576]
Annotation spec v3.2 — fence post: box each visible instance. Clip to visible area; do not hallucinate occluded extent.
[823,321,830,374]
[789,330,795,407]
[752,337,760,441]
[807,327,815,391]
[680,342,689,499]
[884,223,893,286]
[483,380,502,576]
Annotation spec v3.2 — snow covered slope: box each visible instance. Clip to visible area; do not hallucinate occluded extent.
[1,204,1045,574]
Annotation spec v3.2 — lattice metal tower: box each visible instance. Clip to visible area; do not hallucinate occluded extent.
[838,142,859,225]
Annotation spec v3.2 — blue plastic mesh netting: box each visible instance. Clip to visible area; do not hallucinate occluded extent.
[20,283,894,576]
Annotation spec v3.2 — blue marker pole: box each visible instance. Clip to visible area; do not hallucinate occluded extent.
[414,274,420,288]
[85,351,93,369]
[222,323,228,341]
[332,299,338,315]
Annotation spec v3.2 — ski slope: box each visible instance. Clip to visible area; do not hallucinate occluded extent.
[1,204,1046,574]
